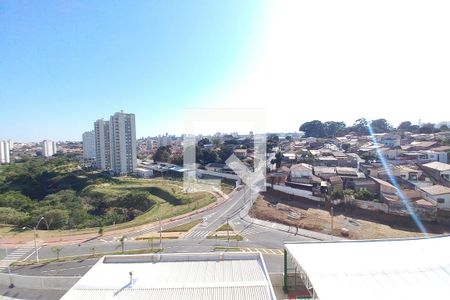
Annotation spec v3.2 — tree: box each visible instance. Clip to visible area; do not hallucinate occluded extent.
[218,145,234,163]
[440,124,449,131]
[267,134,279,152]
[0,192,35,212]
[153,146,171,162]
[331,189,344,200]
[370,119,392,133]
[323,121,347,137]
[270,152,283,169]
[198,149,219,164]
[299,120,325,138]
[197,138,211,148]
[397,121,413,131]
[0,207,29,225]
[169,153,183,165]
[350,118,369,136]
[148,237,154,251]
[52,246,63,260]
[116,236,126,253]
[43,209,70,229]
[354,190,374,201]
[98,226,104,236]
[419,123,436,134]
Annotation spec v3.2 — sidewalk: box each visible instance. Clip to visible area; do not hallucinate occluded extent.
[237,191,343,241]
[242,213,343,241]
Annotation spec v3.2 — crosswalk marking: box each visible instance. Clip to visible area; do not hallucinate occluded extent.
[238,226,271,237]
[182,230,211,239]
[239,247,284,255]
[0,242,35,272]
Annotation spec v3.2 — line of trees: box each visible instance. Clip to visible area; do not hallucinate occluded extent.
[299,118,449,138]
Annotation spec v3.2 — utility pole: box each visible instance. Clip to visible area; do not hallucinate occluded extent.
[330,206,334,238]
[227,217,230,246]
[158,218,163,250]
[5,248,14,288]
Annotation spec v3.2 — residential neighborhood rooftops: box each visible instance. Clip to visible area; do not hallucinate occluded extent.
[423,161,450,172]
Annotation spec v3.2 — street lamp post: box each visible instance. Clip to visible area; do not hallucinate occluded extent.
[33,217,45,263]
[158,218,163,250]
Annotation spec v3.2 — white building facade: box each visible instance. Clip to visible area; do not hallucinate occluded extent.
[82,130,96,159]
[94,119,111,171]
[41,140,57,157]
[93,112,136,175]
[109,111,137,175]
[0,140,10,164]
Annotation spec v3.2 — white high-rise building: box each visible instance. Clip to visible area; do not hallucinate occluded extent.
[7,140,13,150]
[82,131,96,159]
[109,111,137,175]
[41,140,57,157]
[94,119,111,171]
[0,140,10,164]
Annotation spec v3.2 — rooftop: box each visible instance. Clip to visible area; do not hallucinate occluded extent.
[62,252,276,300]
[423,161,450,172]
[420,184,450,196]
[285,236,450,300]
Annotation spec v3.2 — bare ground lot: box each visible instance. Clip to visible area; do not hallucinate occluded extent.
[250,190,449,240]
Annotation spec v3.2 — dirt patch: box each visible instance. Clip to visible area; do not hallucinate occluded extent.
[250,189,449,240]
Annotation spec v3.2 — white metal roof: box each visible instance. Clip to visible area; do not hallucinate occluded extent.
[61,252,276,300]
[285,236,450,300]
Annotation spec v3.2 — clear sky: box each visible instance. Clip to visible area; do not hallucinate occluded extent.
[1,1,450,141]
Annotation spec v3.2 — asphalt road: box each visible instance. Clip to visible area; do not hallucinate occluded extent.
[1,185,315,299]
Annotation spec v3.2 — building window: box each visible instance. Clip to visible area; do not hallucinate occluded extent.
[437,198,445,204]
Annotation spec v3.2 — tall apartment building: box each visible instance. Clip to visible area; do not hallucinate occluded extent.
[7,140,13,150]
[41,140,57,157]
[82,131,96,159]
[109,111,137,175]
[94,119,111,171]
[0,140,10,164]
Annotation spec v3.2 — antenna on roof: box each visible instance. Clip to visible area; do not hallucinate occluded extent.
[129,271,133,287]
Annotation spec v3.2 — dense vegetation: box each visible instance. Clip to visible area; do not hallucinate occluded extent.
[299,118,450,138]
[0,156,208,230]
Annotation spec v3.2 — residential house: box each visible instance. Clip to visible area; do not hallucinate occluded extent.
[233,149,247,159]
[289,163,313,182]
[422,161,450,182]
[349,179,378,194]
[267,166,289,186]
[425,146,450,163]
[313,166,337,180]
[328,176,343,192]
[282,153,297,164]
[135,167,153,178]
[420,185,450,211]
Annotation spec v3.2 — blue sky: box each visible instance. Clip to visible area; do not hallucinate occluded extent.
[0,0,267,141]
[1,1,450,141]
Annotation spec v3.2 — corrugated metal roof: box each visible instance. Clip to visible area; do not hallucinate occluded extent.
[61,252,276,300]
[285,236,450,300]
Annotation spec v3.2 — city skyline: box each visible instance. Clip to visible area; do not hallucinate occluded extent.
[1,1,450,141]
